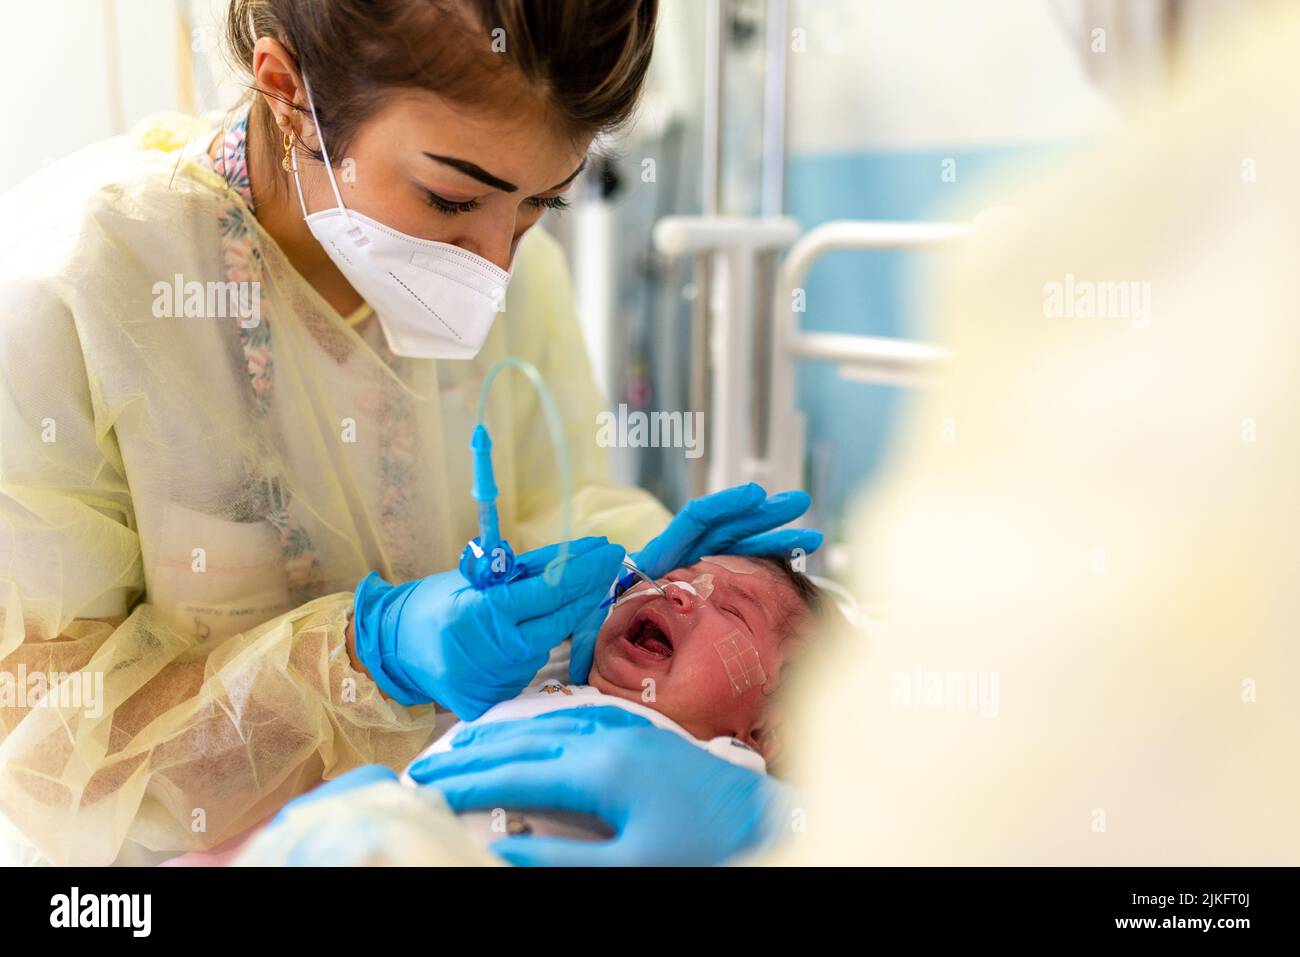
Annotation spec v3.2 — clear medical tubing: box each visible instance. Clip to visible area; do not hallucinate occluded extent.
[476,356,574,586]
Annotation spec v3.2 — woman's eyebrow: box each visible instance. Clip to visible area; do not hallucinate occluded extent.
[423,154,517,192]
[545,157,588,192]
[421,155,589,194]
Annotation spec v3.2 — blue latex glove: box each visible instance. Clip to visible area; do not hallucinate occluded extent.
[407,706,792,866]
[569,483,823,682]
[268,764,399,830]
[354,537,625,719]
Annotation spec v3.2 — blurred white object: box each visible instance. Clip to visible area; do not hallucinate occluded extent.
[774,3,1300,864]
[236,781,499,867]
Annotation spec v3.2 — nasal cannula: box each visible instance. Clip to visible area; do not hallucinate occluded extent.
[602,560,668,609]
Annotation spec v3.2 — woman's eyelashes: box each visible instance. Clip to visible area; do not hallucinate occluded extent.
[421,188,570,215]
[529,194,570,212]
[422,189,479,214]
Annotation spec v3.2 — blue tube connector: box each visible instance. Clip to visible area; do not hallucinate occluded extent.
[460,423,518,588]
[470,424,500,550]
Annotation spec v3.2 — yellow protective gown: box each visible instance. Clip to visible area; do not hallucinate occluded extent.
[0,111,668,865]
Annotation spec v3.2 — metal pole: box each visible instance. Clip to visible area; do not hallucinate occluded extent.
[760,0,787,219]
[754,0,789,463]
[689,0,725,497]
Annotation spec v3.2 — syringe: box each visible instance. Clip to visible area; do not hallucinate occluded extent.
[459,423,518,588]
[470,424,501,552]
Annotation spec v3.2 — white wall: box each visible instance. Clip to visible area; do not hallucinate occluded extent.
[0,0,230,189]
[786,0,1115,153]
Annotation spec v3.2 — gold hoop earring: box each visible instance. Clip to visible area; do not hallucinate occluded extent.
[281,130,296,173]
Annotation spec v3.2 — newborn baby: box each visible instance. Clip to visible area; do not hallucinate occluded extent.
[403,554,824,842]
[587,553,819,760]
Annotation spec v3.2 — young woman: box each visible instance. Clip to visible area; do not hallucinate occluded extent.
[0,0,818,865]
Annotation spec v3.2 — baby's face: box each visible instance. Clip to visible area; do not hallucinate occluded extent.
[588,556,805,751]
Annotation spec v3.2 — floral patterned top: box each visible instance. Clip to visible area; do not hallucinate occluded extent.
[183,103,421,601]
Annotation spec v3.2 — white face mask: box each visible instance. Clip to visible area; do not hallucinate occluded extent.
[290,75,513,359]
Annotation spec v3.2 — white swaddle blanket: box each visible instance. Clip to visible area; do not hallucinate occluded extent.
[406,678,767,775]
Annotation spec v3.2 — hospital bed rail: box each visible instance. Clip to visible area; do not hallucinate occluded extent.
[652,216,968,496]
[758,219,968,495]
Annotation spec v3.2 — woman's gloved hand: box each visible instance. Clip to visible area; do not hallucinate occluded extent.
[407,706,793,866]
[569,483,823,682]
[353,537,625,719]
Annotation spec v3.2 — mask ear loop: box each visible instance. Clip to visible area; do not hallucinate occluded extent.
[293,73,364,246]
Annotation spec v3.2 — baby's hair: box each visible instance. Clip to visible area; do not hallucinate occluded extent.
[748,554,831,643]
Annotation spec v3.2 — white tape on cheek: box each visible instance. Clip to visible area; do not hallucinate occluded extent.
[713,631,767,697]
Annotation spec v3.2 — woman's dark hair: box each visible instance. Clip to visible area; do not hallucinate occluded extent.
[226,0,658,164]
